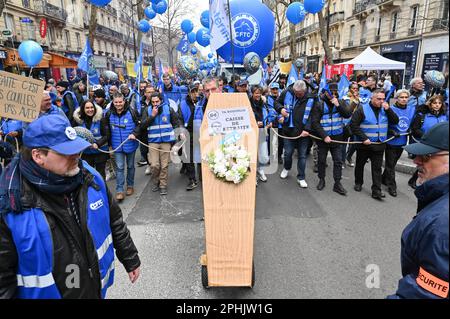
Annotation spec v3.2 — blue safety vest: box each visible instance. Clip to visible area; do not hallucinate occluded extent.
[1,119,22,135]
[283,91,314,125]
[162,85,182,105]
[407,91,427,110]
[421,113,448,134]
[192,101,205,163]
[224,85,235,93]
[61,91,79,115]
[148,104,176,144]
[109,110,138,153]
[320,102,344,136]
[357,103,388,142]
[179,100,192,128]
[387,104,416,146]
[3,163,115,299]
[359,88,373,105]
[81,121,109,155]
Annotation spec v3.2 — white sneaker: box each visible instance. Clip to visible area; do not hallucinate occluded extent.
[145,165,152,175]
[280,169,289,179]
[258,169,267,182]
[297,179,308,188]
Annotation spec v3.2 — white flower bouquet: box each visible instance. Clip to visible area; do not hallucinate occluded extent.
[205,143,251,184]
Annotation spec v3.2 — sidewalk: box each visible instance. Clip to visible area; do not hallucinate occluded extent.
[393,152,416,175]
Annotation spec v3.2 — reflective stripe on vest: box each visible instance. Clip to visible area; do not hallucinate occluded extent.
[320,102,344,136]
[387,104,416,146]
[284,91,314,125]
[422,113,448,134]
[82,121,109,154]
[303,98,315,125]
[110,110,138,153]
[148,104,175,143]
[358,103,388,142]
[3,162,114,299]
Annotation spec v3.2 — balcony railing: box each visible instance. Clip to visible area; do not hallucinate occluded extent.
[304,22,319,34]
[389,32,396,39]
[104,4,117,17]
[360,38,366,45]
[431,19,449,31]
[348,40,354,47]
[374,35,380,42]
[353,0,393,15]
[326,12,345,25]
[34,0,68,23]
[96,24,123,41]
[408,28,416,36]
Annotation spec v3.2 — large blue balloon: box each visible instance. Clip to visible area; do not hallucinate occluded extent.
[286,2,306,25]
[208,53,214,59]
[304,0,326,14]
[191,47,198,55]
[18,40,43,67]
[138,19,151,33]
[217,0,275,64]
[181,19,194,34]
[144,7,157,19]
[153,0,167,14]
[87,0,111,7]
[200,10,210,28]
[196,28,210,47]
[187,32,196,44]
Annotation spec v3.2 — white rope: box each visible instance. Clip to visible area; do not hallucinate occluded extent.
[96,137,186,154]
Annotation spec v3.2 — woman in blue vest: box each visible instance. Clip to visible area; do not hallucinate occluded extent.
[73,100,109,180]
[408,94,448,189]
[0,114,140,299]
[104,93,140,201]
[380,89,415,197]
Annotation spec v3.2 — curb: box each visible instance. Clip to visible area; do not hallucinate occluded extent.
[394,161,416,175]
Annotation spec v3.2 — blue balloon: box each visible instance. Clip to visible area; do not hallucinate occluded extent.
[286,2,306,25]
[138,19,151,33]
[196,28,210,47]
[304,0,326,14]
[187,32,196,44]
[18,40,43,67]
[200,10,210,28]
[208,53,213,59]
[181,19,194,34]
[87,0,111,7]
[217,0,275,64]
[144,7,157,19]
[153,0,167,14]
[191,47,198,55]
[151,0,161,4]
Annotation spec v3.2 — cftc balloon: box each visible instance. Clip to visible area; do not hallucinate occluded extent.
[217,0,275,64]
[102,70,118,81]
[295,58,304,69]
[177,55,199,79]
[191,47,198,55]
[153,0,167,14]
[18,40,44,67]
[196,28,210,47]
[200,10,210,28]
[187,32,196,44]
[181,19,194,34]
[304,0,326,14]
[87,0,111,7]
[144,7,157,20]
[286,2,306,25]
[138,19,151,33]
[424,70,446,88]
[243,52,261,75]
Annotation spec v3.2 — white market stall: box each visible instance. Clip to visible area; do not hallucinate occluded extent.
[339,47,407,87]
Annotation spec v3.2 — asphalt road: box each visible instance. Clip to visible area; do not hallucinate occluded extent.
[107,155,417,299]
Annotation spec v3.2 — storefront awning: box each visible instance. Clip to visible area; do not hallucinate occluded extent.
[3,48,51,68]
[48,52,78,68]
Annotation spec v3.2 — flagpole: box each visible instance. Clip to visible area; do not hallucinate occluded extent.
[226,0,234,74]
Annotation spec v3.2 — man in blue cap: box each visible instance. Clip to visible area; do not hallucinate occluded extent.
[0,115,141,298]
[388,121,448,299]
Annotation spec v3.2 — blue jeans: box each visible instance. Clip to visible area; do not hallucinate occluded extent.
[115,151,136,193]
[284,137,309,180]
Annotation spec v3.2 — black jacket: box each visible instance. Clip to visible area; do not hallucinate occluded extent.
[410,105,447,139]
[0,166,140,299]
[134,103,181,137]
[350,103,399,151]
[275,85,317,137]
[178,95,197,135]
[311,97,352,140]
[62,90,77,122]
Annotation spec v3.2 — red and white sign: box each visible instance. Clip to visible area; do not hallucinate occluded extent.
[325,64,354,79]
[39,18,47,39]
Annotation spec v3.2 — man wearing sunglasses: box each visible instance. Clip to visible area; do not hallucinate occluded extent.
[0,115,141,298]
[388,121,448,299]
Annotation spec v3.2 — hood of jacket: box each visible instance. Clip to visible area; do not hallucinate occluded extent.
[73,104,104,125]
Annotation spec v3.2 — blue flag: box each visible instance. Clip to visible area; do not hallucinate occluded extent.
[147,65,153,84]
[338,74,350,98]
[177,36,190,54]
[385,85,396,102]
[260,60,268,87]
[318,65,327,96]
[158,59,164,89]
[134,40,143,84]
[78,38,99,85]
[287,64,298,87]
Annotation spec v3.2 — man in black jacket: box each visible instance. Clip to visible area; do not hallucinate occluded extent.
[311,84,352,195]
[0,115,141,299]
[275,80,316,188]
[351,89,399,200]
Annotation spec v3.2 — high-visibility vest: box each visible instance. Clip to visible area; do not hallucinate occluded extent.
[387,104,416,146]
[357,103,388,142]
[320,102,344,136]
[81,120,109,154]
[148,104,176,144]
[109,110,138,153]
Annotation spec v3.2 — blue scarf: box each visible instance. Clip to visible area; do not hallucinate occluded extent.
[0,154,83,215]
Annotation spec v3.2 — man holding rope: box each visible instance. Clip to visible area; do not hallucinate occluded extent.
[351,89,399,200]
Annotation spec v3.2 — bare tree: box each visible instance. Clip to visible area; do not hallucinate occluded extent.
[264,0,287,62]
[88,5,98,50]
[0,0,5,19]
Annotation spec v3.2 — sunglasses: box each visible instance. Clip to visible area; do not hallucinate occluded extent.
[409,152,449,162]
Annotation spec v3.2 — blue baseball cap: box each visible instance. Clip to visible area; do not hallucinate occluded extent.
[270,82,280,89]
[405,122,449,155]
[23,115,91,155]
